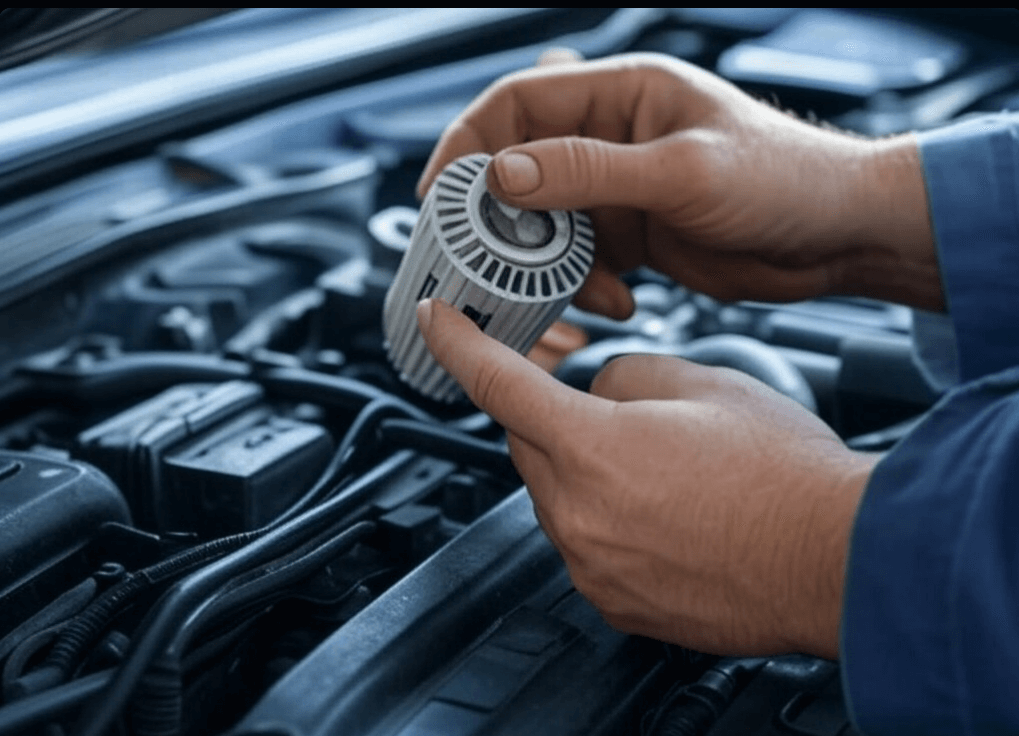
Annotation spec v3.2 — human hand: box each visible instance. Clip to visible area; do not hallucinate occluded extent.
[418,53,942,315]
[418,297,878,658]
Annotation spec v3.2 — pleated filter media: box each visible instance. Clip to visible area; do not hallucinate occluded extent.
[383,153,595,402]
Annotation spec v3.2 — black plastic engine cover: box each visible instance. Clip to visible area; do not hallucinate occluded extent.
[0,450,129,636]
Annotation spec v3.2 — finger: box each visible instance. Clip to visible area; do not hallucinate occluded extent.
[590,354,718,402]
[571,263,635,320]
[414,48,582,201]
[417,54,695,199]
[526,321,589,372]
[485,137,681,212]
[416,116,488,199]
[536,47,583,66]
[657,245,834,303]
[417,298,601,447]
[416,60,631,198]
[586,206,646,275]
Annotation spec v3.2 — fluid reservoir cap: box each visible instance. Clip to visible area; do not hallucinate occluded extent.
[383,153,594,403]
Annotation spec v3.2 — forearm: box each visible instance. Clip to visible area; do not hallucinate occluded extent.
[787,449,879,660]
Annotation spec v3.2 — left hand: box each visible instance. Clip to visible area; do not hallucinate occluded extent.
[417,298,878,658]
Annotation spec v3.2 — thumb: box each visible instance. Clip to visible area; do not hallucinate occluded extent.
[487,137,675,212]
[417,298,598,447]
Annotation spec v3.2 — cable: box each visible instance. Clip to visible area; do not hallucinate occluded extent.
[0,578,96,665]
[641,658,767,736]
[18,349,432,423]
[127,521,374,736]
[175,520,374,655]
[23,528,262,696]
[258,365,429,419]
[21,387,423,693]
[447,411,496,435]
[377,418,518,480]
[72,451,413,736]
[272,397,426,525]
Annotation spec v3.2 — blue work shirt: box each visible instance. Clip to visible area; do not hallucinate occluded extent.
[842,113,1019,735]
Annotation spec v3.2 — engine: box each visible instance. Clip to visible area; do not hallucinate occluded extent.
[1,7,1012,736]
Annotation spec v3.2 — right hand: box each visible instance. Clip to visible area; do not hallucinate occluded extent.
[418,297,877,658]
[418,53,942,316]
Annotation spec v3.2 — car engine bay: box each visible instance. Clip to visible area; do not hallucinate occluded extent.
[0,8,1016,736]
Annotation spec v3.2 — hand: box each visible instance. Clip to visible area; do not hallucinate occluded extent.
[418,298,878,658]
[418,52,942,314]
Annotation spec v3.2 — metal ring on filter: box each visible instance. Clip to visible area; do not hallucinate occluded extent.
[383,153,594,403]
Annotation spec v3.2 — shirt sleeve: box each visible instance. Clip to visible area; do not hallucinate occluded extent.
[841,113,1019,734]
[914,113,1019,382]
[911,308,959,392]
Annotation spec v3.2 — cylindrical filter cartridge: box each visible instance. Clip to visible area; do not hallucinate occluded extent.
[383,153,594,402]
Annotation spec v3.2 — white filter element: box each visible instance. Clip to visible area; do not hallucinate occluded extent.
[383,153,594,402]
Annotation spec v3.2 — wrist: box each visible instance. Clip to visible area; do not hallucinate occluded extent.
[837,135,944,310]
[789,450,879,659]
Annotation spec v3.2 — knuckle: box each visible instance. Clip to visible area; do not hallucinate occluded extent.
[560,136,593,180]
[589,356,629,397]
[589,354,650,399]
[469,360,506,413]
[557,137,613,203]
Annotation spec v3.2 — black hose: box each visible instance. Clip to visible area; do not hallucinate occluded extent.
[0,578,96,666]
[377,418,518,480]
[18,350,431,423]
[447,411,496,435]
[258,365,429,419]
[175,520,375,655]
[223,288,323,357]
[2,626,67,702]
[19,353,248,404]
[72,451,413,736]
[0,669,111,736]
[642,658,767,736]
[272,397,425,525]
[333,398,417,474]
[128,521,375,736]
[679,335,817,414]
[21,388,422,694]
[21,530,257,697]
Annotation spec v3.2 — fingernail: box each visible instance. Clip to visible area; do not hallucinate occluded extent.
[492,152,541,196]
[416,299,433,333]
[536,47,583,66]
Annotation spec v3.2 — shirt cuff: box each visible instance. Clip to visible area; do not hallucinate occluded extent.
[917,114,1019,382]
